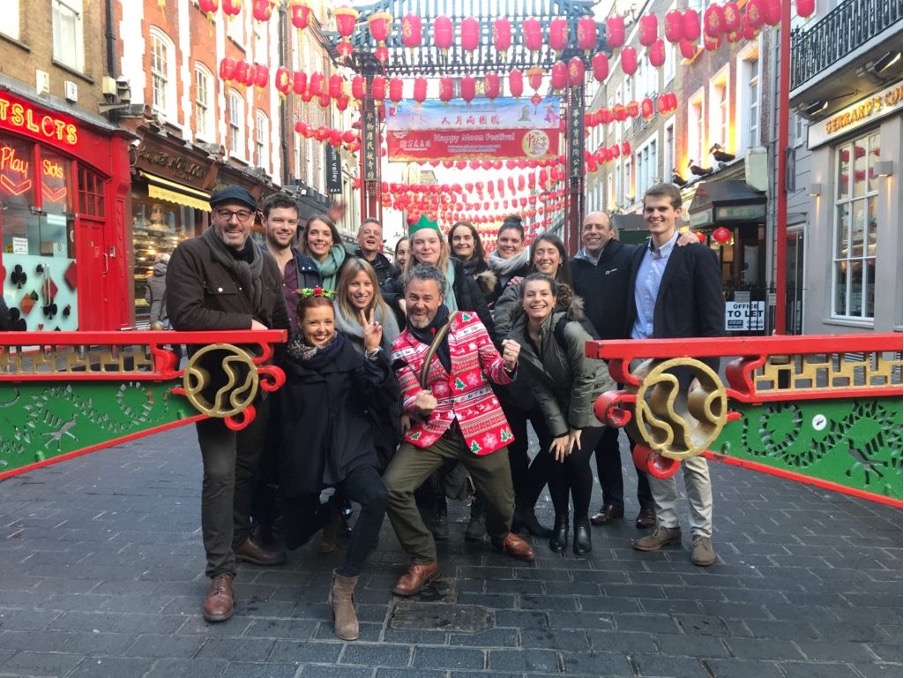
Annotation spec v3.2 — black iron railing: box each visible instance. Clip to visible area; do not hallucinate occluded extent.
[792,0,903,89]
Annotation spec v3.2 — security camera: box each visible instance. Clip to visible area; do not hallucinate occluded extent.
[130,139,140,149]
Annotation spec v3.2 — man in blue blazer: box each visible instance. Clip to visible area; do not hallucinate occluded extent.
[625,182,724,567]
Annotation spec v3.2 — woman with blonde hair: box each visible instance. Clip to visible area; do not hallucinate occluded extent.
[335,258,400,354]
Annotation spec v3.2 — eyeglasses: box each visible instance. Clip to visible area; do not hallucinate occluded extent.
[215,208,255,222]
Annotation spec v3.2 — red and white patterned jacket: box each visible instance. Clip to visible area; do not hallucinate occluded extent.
[390,311,515,456]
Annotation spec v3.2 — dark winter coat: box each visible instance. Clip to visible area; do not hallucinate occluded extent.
[353,248,398,290]
[570,238,636,339]
[144,260,169,325]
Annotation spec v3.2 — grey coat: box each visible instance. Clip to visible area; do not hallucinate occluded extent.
[508,302,615,437]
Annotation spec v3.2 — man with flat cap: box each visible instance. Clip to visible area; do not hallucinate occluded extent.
[167,185,290,622]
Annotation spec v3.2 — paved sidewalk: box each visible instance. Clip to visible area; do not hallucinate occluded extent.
[0,426,901,678]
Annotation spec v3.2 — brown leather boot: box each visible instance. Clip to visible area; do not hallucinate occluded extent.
[328,570,359,641]
[202,573,235,623]
[318,510,341,554]
[391,562,440,596]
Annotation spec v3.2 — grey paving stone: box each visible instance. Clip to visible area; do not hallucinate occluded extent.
[313,621,384,643]
[243,618,320,640]
[375,670,447,678]
[866,643,904,662]
[487,648,560,673]
[630,653,706,677]
[340,643,412,667]
[520,628,589,652]
[587,630,657,654]
[493,610,549,630]
[220,661,299,677]
[194,637,277,662]
[851,662,904,677]
[723,637,805,660]
[0,630,70,653]
[448,627,518,648]
[655,633,730,658]
[66,656,156,677]
[702,659,786,677]
[1,650,83,677]
[142,658,230,678]
[777,662,861,678]
[411,646,485,670]
[56,631,136,656]
[268,640,343,664]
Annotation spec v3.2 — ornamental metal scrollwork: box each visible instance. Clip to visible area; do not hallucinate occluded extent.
[181,343,260,419]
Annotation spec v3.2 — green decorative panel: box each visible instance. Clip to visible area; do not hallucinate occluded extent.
[715,397,903,501]
[0,381,196,476]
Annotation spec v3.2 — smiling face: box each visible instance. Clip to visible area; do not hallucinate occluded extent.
[643,194,681,246]
[357,220,382,257]
[263,206,299,252]
[211,201,256,251]
[411,228,442,267]
[522,279,556,324]
[300,303,335,348]
[405,277,443,329]
[450,224,475,260]
[394,238,410,269]
[346,270,375,312]
[532,240,562,276]
[496,226,524,259]
[305,218,334,261]
[581,212,614,255]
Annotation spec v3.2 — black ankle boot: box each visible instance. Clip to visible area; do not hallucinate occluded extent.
[549,513,568,553]
[573,516,592,555]
[519,506,552,538]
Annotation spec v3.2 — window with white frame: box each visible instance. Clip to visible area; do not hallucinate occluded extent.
[636,138,658,198]
[255,112,269,173]
[688,90,705,170]
[832,130,880,321]
[623,155,634,204]
[737,46,761,152]
[229,90,245,159]
[150,29,177,120]
[2,1,20,40]
[664,121,675,182]
[195,65,214,140]
[53,0,85,72]
[708,69,730,152]
[607,173,615,210]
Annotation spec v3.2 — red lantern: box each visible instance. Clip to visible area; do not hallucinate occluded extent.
[219,57,236,81]
[649,39,666,67]
[577,15,597,53]
[613,103,626,122]
[620,46,638,76]
[549,17,568,52]
[739,14,757,40]
[434,15,453,53]
[550,61,568,90]
[460,75,476,103]
[318,92,331,108]
[374,45,389,64]
[333,7,358,39]
[626,101,639,118]
[252,0,273,22]
[389,77,403,104]
[599,108,613,124]
[527,67,544,92]
[664,9,683,43]
[275,66,290,96]
[439,77,454,103]
[796,0,816,18]
[413,77,427,104]
[704,4,725,37]
[621,141,631,156]
[610,143,620,159]
[509,69,523,97]
[307,72,323,95]
[683,9,701,41]
[484,73,500,100]
[337,41,355,62]
[329,74,344,99]
[568,57,585,86]
[253,64,268,88]
[523,18,543,51]
[368,11,392,46]
[712,226,731,243]
[222,0,241,19]
[764,0,783,25]
[591,52,609,82]
[641,97,654,120]
[289,1,310,30]
[704,33,721,51]
[294,121,307,136]
[723,2,741,31]
[401,13,422,48]
[606,16,625,49]
[680,39,698,60]
[493,18,512,53]
[747,0,766,29]
[351,75,365,100]
[657,93,669,114]
[639,14,658,47]
[371,75,386,102]
[667,93,678,111]
[335,94,349,112]
[461,17,480,52]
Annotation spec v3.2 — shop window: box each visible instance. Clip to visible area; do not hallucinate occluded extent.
[688,90,705,169]
[195,65,214,141]
[737,45,761,153]
[228,90,245,160]
[832,130,880,321]
[150,29,177,122]
[52,0,84,72]
[255,111,269,174]
[1,134,78,331]
[709,68,730,150]
[1,1,20,40]
[636,139,658,198]
[663,120,675,181]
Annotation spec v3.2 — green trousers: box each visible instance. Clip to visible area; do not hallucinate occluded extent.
[383,429,515,564]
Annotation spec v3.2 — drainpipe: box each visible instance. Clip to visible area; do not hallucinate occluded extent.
[105,0,117,77]
[774,0,791,334]
[279,2,291,186]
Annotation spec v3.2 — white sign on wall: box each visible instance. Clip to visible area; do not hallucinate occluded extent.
[725,301,765,331]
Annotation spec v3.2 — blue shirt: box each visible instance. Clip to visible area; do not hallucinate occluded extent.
[631,231,679,340]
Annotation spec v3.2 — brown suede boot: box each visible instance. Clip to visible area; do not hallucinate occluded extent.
[328,570,359,641]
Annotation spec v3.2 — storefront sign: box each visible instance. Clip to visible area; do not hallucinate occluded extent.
[385,97,561,161]
[725,301,765,331]
[325,145,342,194]
[0,94,78,147]
[11,237,27,254]
[689,209,713,228]
[808,82,903,149]
[137,147,207,183]
[715,204,766,221]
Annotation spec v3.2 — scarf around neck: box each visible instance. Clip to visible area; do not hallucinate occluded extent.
[313,244,347,291]
[202,227,264,312]
[407,303,452,373]
[286,330,345,369]
[334,302,400,353]
[487,247,530,278]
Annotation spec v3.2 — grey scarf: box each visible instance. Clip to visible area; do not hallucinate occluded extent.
[202,227,264,312]
[334,303,400,353]
[487,247,530,278]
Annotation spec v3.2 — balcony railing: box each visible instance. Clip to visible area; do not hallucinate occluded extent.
[791,0,903,90]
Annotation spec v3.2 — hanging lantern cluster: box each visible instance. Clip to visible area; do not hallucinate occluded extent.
[582,92,677,128]
[293,121,361,153]
[288,1,311,30]
[218,57,268,90]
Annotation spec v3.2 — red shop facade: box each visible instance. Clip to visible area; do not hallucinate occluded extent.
[0,90,132,331]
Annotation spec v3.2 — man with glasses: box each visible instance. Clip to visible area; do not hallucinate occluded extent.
[354,218,397,289]
[167,185,290,623]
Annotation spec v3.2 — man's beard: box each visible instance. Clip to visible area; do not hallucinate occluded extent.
[266,233,292,252]
[407,314,430,329]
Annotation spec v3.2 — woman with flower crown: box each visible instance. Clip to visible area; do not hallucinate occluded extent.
[279,287,398,642]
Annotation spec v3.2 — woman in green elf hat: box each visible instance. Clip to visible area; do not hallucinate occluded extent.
[300,214,351,292]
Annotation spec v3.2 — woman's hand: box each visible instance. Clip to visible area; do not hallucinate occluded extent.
[361,308,383,351]
[568,428,582,452]
[549,435,572,463]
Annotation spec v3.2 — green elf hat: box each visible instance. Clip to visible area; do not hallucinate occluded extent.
[409,214,442,237]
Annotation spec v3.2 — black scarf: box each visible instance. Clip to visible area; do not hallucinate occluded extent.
[459,255,482,279]
[202,227,264,312]
[286,331,346,370]
[407,304,452,373]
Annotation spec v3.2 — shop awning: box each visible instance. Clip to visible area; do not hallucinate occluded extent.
[687,180,766,228]
[141,172,211,212]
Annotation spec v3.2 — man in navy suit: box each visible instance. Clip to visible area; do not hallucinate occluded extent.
[625,182,724,567]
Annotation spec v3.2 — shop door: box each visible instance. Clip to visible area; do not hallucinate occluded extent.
[78,215,115,330]
[785,229,805,335]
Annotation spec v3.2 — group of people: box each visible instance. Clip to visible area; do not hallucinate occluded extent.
[165,180,723,641]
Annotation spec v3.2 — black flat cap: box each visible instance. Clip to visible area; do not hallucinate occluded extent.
[209,185,257,211]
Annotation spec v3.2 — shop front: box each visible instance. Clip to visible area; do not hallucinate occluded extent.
[0,89,131,331]
[688,179,768,335]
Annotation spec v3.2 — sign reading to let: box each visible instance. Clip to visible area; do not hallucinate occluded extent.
[725,301,765,331]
